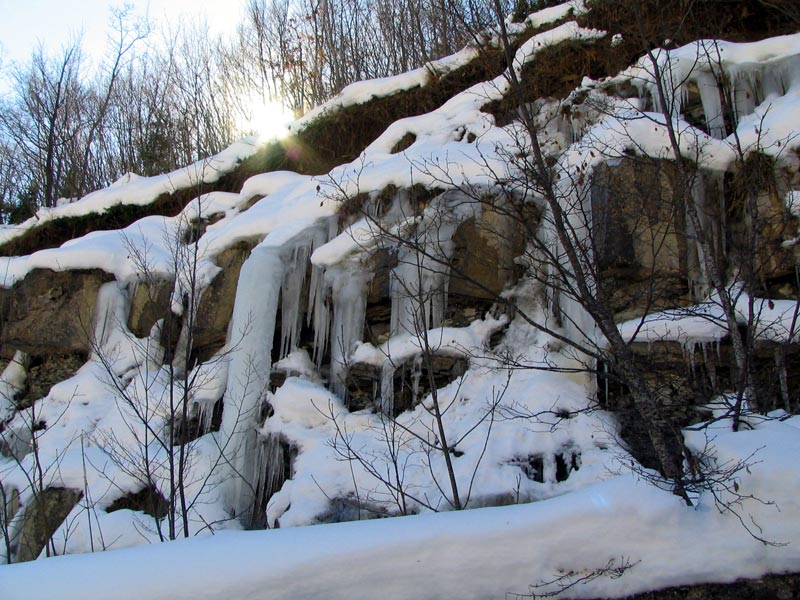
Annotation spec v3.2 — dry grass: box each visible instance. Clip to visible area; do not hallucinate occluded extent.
[581,0,799,48]
[483,36,634,124]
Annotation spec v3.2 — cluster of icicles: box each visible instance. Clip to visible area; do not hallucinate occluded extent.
[58,36,800,524]
[214,189,475,518]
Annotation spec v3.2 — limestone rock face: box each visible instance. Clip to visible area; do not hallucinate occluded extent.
[15,487,82,562]
[128,278,173,338]
[605,341,708,471]
[734,184,798,282]
[449,205,528,300]
[592,160,693,321]
[593,158,799,321]
[126,242,253,361]
[194,242,253,356]
[345,354,468,414]
[0,269,112,356]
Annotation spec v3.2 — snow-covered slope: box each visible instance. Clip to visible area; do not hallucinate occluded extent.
[1,1,800,597]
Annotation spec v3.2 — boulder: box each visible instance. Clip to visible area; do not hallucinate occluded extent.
[21,353,86,409]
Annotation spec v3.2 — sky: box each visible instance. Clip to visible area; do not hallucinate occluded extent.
[0,0,246,71]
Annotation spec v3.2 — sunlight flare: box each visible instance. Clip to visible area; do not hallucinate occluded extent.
[241,95,294,140]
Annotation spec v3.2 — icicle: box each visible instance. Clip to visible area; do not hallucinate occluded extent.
[92,282,126,354]
[379,360,395,416]
[685,341,696,371]
[280,242,312,358]
[311,281,332,370]
[307,225,331,368]
[686,174,711,299]
[389,191,466,336]
[649,49,681,119]
[390,246,423,336]
[250,432,289,528]
[0,351,29,421]
[695,71,726,139]
[90,281,135,369]
[760,69,785,102]
[328,263,370,399]
[194,398,216,434]
[218,244,285,522]
[542,454,556,484]
[144,320,165,371]
[732,74,756,123]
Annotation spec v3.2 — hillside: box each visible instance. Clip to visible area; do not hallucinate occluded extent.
[2,1,800,598]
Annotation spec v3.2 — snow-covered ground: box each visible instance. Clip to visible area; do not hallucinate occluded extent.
[3,415,800,599]
[2,1,800,597]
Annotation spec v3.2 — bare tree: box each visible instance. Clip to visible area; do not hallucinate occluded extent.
[0,40,87,208]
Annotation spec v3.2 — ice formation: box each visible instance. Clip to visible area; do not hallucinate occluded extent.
[1,6,799,600]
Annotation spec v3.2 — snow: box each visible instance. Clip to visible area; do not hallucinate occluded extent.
[0,351,27,422]
[619,291,800,346]
[351,316,507,368]
[3,420,800,600]
[1,2,800,597]
[512,0,588,31]
[0,138,259,248]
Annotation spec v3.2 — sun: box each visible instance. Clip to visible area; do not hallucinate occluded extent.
[240,95,295,140]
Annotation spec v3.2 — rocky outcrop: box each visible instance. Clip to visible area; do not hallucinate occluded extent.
[14,487,82,563]
[607,338,800,470]
[107,486,168,520]
[194,242,253,357]
[625,572,800,600]
[21,353,86,409]
[0,269,112,356]
[593,157,800,322]
[449,204,529,300]
[128,278,173,339]
[345,354,468,414]
[127,242,253,363]
[591,160,694,321]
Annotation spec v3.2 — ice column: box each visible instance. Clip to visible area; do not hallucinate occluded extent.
[548,164,599,352]
[328,262,370,399]
[281,224,330,363]
[389,192,465,336]
[279,241,312,358]
[695,71,726,139]
[218,244,285,521]
[0,351,29,422]
[686,173,715,298]
[92,281,130,354]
